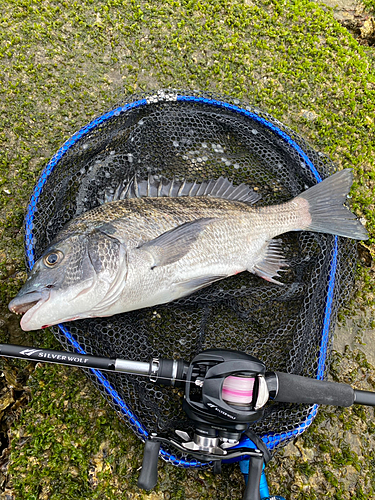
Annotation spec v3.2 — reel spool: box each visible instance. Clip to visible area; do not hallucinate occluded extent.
[222,375,256,407]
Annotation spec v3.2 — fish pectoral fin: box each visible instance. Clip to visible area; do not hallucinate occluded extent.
[138,217,216,268]
[252,239,288,285]
[175,274,228,293]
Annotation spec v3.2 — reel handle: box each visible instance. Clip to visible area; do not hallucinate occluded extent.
[271,372,375,407]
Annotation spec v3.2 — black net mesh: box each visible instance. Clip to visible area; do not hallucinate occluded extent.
[26,90,356,463]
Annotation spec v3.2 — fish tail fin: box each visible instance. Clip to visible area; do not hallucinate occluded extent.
[296,169,368,240]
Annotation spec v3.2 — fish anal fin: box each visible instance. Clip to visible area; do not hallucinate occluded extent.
[252,239,288,285]
[138,217,215,268]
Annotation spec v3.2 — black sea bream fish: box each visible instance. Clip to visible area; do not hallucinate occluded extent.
[9,169,368,331]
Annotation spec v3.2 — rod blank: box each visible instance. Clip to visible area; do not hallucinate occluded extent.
[0,343,151,375]
[354,389,375,407]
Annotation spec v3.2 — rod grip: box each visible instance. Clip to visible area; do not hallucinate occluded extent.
[274,372,355,407]
[137,439,161,491]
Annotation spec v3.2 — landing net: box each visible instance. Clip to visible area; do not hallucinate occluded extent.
[25,90,356,466]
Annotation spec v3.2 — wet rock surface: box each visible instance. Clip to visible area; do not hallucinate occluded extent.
[317,0,375,45]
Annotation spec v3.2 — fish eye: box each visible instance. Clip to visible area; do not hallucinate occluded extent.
[43,251,63,268]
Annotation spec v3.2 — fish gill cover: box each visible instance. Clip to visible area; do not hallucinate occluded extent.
[25,90,357,464]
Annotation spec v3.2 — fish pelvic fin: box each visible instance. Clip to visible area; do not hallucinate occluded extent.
[295,169,368,240]
[252,239,288,285]
[174,274,229,294]
[138,217,216,268]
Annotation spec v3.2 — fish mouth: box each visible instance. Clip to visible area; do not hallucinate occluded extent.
[9,279,97,331]
[9,291,47,315]
[8,290,51,330]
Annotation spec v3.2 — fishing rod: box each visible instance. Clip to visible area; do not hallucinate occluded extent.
[1,344,375,500]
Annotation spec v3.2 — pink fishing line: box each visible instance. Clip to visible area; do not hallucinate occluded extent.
[222,375,255,405]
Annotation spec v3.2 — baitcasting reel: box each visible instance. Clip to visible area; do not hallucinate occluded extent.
[174,349,270,455]
[135,349,277,499]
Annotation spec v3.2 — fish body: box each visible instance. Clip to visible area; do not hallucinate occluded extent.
[9,170,368,331]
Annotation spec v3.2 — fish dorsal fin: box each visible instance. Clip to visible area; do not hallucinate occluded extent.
[104,175,261,205]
